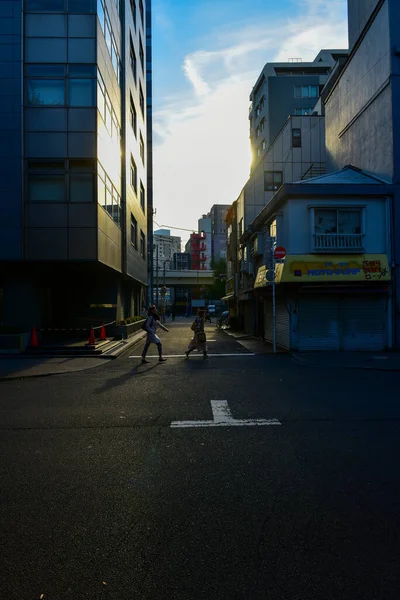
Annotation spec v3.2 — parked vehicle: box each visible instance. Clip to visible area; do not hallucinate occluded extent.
[216,311,229,329]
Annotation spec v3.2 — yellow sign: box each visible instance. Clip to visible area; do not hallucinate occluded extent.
[281,254,390,282]
[254,254,390,288]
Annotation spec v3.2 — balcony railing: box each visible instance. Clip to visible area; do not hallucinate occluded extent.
[313,233,364,252]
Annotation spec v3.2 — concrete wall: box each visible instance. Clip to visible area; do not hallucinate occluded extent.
[325,1,393,180]
[0,1,23,260]
[268,76,322,145]
[281,196,390,255]
[245,115,326,230]
[348,0,382,49]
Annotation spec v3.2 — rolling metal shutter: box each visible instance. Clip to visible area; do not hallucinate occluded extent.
[342,296,386,351]
[264,298,291,349]
[276,300,291,349]
[298,295,387,351]
[298,297,340,351]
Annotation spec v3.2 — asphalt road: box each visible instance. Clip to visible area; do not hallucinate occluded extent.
[1,321,400,599]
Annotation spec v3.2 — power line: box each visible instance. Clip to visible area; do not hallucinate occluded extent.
[153,220,196,233]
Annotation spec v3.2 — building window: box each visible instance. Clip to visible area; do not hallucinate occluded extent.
[294,85,318,98]
[25,0,65,9]
[139,38,144,72]
[28,174,65,202]
[130,94,137,135]
[264,171,283,191]
[255,96,264,117]
[292,128,301,148]
[130,35,137,83]
[293,107,313,116]
[26,79,65,106]
[97,0,120,83]
[139,0,144,25]
[97,162,121,226]
[26,64,96,107]
[140,181,145,211]
[314,209,362,235]
[256,118,265,137]
[130,156,137,192]
[131,214,137,248]
[257,139,266,157]
[139,83,144,115]
[140,133,145,164]
[140,230,146,258]
[27,159,97,204]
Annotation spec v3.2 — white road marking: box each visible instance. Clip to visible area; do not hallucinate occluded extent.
[170,400,281,429]
[129,353,255,358]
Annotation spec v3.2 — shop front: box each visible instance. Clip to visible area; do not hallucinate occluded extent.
[254,254,392,351]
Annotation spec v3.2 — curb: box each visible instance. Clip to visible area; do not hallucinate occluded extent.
[292,354,400,372]
[0,332,147,381]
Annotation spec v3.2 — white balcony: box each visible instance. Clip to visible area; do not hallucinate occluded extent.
[313,233,364,252]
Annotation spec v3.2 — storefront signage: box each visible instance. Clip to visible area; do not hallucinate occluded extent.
[281,254,390,283]
[254,255,390,288]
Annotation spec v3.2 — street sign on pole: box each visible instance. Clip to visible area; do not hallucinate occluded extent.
[274,246,286,260]
[271,237,277,354]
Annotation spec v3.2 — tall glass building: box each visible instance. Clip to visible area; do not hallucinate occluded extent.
[0,0,152,329]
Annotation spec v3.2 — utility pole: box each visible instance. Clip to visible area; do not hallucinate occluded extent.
[156,243,159,307]
[272,236,276,354]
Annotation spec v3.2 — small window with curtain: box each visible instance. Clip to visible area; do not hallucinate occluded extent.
[292,128,301,148]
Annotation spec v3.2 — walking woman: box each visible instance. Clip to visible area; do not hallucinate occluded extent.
[185,308,208,360]
[141,305,169,364]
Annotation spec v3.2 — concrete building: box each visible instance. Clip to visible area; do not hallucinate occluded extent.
[245,167,393,350]
[153,230,181,271]
[0,0,151,329]
[198,215,212,269]
[249,49,348,172]
[323,0,400,344]
[185,232,207,271]
[205,204,230,262]
[173,252,191,271]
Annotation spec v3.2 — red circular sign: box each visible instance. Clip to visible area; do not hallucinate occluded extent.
[274,246,286,259]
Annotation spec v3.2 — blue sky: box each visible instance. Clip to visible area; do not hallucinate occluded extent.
[151,0,348,244]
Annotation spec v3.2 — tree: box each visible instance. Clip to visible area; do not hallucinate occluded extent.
[209,258,227,300]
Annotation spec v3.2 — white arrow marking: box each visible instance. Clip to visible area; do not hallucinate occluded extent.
[170,400,281,428]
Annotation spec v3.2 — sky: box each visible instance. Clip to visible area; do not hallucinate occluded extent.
[151,0,349,244]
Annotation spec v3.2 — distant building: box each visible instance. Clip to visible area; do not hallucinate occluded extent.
[249,49,347,172]
[185,233,207,270]
[153,232,181,270]
[173,252,191,270]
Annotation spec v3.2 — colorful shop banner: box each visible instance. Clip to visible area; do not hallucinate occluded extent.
[280,254,390,282]
[254,254,390,288]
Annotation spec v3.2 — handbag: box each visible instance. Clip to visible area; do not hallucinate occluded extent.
[197,331,206,344]
[191,321,197,331]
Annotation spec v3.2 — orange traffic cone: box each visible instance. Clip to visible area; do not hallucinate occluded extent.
[88,326,95,346]
[31,326,39,348]
[100,323,107,341]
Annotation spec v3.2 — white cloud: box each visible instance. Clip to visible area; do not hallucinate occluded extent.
[153,2,348,242]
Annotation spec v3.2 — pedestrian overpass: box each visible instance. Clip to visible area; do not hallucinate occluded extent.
[153,270,216,314]
[153,270,214,286]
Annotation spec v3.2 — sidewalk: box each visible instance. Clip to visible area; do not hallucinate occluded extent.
[223,329,287,354]
[0,330,146,381]
[292,351,400,371]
